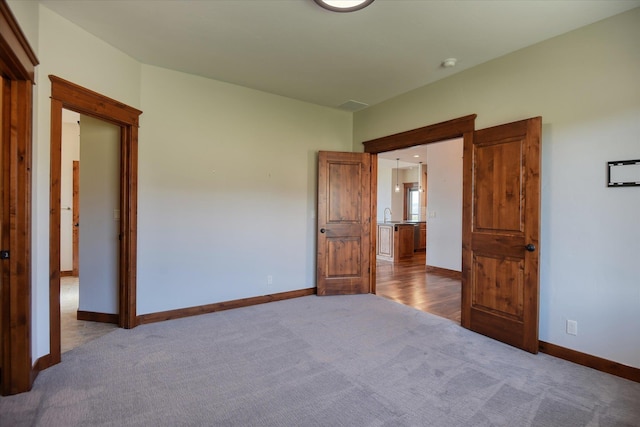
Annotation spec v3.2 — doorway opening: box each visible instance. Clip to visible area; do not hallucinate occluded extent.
[373,139,463,324]
[59,110,118,353]
[363,115,476,330]
[48,76,142,368]
[364,114,541,353]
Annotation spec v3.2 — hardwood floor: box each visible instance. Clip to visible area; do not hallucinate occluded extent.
[376,252,461,324]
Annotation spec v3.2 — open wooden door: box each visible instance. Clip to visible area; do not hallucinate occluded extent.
[462,117,541,353]
[317,151,371,295]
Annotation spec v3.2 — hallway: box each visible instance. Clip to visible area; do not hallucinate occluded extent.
[61,276,117,353]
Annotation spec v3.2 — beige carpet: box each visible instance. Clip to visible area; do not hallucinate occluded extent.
[2,294,638,426]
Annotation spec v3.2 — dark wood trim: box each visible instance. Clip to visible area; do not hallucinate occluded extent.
[30,354,53,385]
[539,341,640,383]
[0,1,38,395]
[425,265,462,280]
[49,76,142,372]
[72,160,79,276]
[49,99,63,366]
[49,76,141,127]
[460,129,475,330]
[77,310,119,324]
[138,288,316,325]
[362,115,477,154]
[369,154,377,294]
[60,270,74,277]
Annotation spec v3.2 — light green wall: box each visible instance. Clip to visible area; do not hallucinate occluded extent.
[137,64,352,314]
[354,8,640,368]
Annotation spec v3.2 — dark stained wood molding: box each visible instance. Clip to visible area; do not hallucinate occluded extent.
[0,0,38,396]
[49,76,142,374]
[49,98,63,366]
[77,310,119,324]
[138,288,316,325]
[60,270,74,277]
[539,341,640,383]
[362,115,476,154]
[0,0,38,81]
[369,154,378,294]
[425,265,462,280]
[460,128,475,330]
[30,354,53,385]
[49,76,141,126]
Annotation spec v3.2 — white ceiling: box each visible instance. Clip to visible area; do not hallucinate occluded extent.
[40,0,639,110]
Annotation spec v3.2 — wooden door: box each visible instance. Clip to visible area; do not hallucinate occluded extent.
[462,117,541,353]
[0,75,4,385]
[317,151,371,295]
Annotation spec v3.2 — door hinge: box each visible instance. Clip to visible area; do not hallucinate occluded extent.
[0,250,9,260]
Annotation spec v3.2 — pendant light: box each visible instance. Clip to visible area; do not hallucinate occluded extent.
[418,162,424,193]
[395,158,400,193]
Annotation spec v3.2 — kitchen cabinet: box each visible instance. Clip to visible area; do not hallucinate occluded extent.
[415,222,427,251]
[376,223,415,263]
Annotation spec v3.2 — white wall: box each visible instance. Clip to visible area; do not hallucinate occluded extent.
[354,9,640,368]
[78,115,120,314]
[425,139,463,272]
[137,64,352,314]
[60,121,79,271]
[377,159,394,222]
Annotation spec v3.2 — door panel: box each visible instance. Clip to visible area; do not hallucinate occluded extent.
[317,151,371,295]
[462,117,541,353]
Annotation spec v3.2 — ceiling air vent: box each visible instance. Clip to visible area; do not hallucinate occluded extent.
[338,100,369,112]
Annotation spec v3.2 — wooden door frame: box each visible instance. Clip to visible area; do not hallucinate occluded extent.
[72,160,79,276]
[48,76,142,368]
[362,114,476,325]
[0,0,38,395]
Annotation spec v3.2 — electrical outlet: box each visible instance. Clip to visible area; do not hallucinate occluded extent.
[267,275,273,285]
[566,320,578,336]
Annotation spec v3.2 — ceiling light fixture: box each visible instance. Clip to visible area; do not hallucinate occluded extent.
[313,0,375,13]
[395,158,400,193]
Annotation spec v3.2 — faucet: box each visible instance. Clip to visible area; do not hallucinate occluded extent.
[383,208,392,223]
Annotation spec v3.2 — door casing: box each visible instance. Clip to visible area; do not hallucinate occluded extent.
[362,115,476,302]
[363,114,541,353]
[0,0,38,396]
[48,76,142,368]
